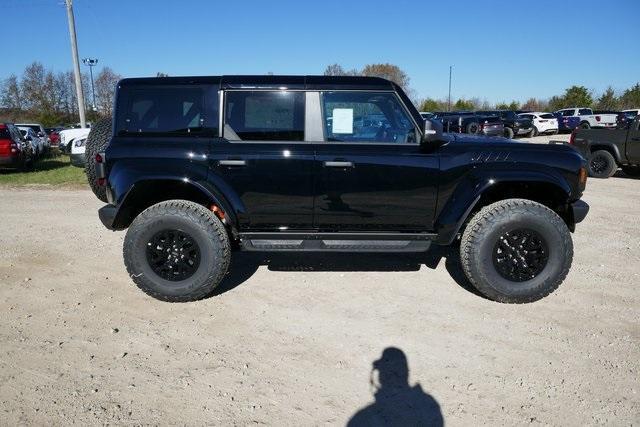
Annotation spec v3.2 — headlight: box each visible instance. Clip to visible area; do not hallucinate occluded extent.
[74,138,86,147]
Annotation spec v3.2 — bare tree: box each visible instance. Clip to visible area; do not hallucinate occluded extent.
[323,63,359,76]
[20,62,47,111]
[1,74,22,110]
[94,67,122,115]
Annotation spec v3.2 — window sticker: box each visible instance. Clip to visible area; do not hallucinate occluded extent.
[332,108,353,134]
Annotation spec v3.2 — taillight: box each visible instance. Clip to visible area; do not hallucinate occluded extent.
[97,177,106,186]
[578,167,587,189]
[95,153,103,163]
[595,115,601,122]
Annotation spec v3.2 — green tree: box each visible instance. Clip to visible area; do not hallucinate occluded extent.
[561,85,593,108]
[595,87,620,110]
[453,98,475,111]
[620,83,640,109]
[0,74,22,110]
[418,98,446,112]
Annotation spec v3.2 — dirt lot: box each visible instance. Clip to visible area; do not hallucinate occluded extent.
[1,164,639,424]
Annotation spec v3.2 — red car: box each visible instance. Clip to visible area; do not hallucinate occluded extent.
[0,123,34,170]
[45,127,64,147]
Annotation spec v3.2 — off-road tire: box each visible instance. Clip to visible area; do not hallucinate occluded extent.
[504,127,514,139]
[123,200,231,302]
[85,117,112,202]
[466,122,480,134]
[588,150,617,178]
[460,199,573,303]
[621,165,640,177]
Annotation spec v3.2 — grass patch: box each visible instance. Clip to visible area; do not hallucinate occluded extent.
[0,154,87,188]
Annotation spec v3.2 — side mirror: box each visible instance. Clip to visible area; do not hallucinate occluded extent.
[422,118,444,144]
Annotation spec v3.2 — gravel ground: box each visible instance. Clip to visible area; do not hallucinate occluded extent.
[1,152,639,425]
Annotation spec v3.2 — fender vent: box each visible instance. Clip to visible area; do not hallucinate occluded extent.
[470,151,510,163]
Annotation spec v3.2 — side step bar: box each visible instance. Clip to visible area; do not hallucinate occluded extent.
[239,232,435,252]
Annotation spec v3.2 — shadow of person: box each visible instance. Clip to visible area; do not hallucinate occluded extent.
[348,347,443,427]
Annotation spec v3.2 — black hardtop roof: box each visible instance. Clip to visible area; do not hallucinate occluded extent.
[118,75,396,91]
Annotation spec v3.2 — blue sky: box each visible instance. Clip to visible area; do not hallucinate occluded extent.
[4,0,640,103]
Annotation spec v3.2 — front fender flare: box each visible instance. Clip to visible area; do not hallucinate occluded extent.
[433,170,572,245]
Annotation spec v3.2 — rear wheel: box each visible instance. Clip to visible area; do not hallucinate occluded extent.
[123,200,231,302]
[579,121,591,129]
[460,199,572,303]
[85,117,112,202]
[588,150,617,178]
[504,127,514,139]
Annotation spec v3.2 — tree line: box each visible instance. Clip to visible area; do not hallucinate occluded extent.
[324,63,640,113]
[0,62,121,126]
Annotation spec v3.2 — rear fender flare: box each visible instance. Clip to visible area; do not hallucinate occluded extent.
[112,177,239,230]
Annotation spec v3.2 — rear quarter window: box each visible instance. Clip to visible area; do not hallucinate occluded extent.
[115,85,218,137]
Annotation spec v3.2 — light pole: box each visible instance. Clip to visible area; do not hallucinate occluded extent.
[448,65,453,112]
[64,0,86,127]
[83,58,98,111]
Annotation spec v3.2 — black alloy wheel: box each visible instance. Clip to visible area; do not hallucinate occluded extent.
[492,228,549,282]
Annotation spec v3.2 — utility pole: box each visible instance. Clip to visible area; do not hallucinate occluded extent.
[65,0,86,127]
[83,58,98,110]
[448,65,453,112]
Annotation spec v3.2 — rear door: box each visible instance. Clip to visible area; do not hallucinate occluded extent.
[313,91,439,231]
[208,89,315,230]
[625,118,640,161]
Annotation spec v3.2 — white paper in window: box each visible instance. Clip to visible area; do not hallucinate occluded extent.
[332,108,353,134]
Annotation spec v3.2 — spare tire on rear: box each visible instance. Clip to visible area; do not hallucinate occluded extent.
[85,117,112,202]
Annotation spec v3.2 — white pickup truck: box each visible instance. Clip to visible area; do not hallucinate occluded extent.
[59,127,90,153]
[554,108,618,129]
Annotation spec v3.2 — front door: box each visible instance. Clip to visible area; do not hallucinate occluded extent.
[314,91,439,231]
[208,90,315,230]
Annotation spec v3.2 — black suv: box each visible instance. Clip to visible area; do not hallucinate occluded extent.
[94,75,589,304]
[476,110,534,139]
[432,111,504,137]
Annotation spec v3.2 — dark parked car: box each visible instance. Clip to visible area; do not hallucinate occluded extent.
[571,115,640,178]
[0,123,34,170]
[476,110,534,138]
[431,112,504,137]
[92,75,589,304]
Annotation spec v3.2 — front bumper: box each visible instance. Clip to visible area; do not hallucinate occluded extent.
[571,200,589,224]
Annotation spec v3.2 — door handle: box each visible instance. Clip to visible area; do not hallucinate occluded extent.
[324,161,354,168]
[218,159,246,166]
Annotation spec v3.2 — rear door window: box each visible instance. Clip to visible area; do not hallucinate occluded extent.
[223,91,305,141]
[578,109,592,115]
[115,85,218,137]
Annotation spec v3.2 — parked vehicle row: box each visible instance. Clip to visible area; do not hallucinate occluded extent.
[422,110,534,139]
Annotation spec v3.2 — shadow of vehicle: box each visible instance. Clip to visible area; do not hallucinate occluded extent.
[347,347,444,426]
[0,155,69,175]
[210,245,484,299]
[613,169,640,180]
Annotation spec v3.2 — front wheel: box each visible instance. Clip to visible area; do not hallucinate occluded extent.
[532,126,539,137]
[123,200,231,302]
[460,199,573,303]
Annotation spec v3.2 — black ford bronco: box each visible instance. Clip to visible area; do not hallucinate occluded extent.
[90,75,589,303]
